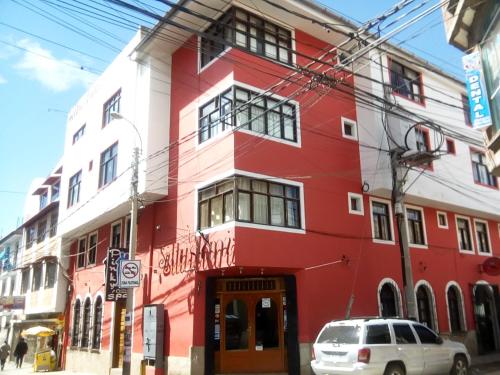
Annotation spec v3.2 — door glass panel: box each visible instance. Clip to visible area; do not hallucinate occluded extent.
[225,299,248,350]
[255,298,279,349]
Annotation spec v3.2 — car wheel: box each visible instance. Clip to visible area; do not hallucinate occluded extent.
[384,363,405,375]
[451,355,468,375]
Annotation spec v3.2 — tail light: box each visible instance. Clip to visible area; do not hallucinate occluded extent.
[311,346,316,360]
[358,348,370,364]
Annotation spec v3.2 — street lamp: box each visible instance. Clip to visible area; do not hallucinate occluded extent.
[110,112,140,375]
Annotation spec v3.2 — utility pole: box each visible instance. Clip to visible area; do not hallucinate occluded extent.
[122,146,139,375]
[391,150,418,320]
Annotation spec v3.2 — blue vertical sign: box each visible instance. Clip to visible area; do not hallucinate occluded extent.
[463,51,492,129]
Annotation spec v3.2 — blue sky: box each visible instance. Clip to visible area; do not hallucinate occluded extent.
[0,0,464,237]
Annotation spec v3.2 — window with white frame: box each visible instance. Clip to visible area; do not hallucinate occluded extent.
[379,282,400,317]
[406,207,426,246]
[200,7,292,68]
[437,211,448,229]
[20,269,30,294]
[110,222,122,248]
[77,238,86,269]
[341,118,357,140]
[80,298,91,348]
[371,200,393,242]
[447,285,464,333]
[456,216,473,252]
[68,170,82,208]
[31,263,42,291]
[44,261,57,289]
[99,142,118,188]
[199,85,297,144]
[50,212,58,237]
[348,192,363,215]
[37,220,47,243]
[26,225,36,249]
[475,220,491,254]
[198,176,301,230]
[87,233,97,266]
[102,90,121,127]
[71,299,81,347]
[92,296,103,349]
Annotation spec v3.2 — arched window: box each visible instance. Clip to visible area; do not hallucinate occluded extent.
[92,296,103,349]
[447,286,462,333]
[417,285,434,330]
[380,283,398,317]
[71,299,81,347]
[80,298,91,347]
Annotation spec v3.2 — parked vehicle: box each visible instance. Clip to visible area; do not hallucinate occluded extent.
[311,318,470,375]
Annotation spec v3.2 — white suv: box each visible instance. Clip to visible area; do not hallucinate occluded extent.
[311,318,470,375]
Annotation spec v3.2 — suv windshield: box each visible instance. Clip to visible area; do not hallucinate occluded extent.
[317,324,361,344]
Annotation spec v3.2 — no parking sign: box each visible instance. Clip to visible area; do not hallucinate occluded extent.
[119,260,141,288]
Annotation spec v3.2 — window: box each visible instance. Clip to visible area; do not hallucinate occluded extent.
[40,191,48,210]
[471,151,497,187]
[81,298,91,348]
[21,269,30,294]
[198,176,301,230]
[44,262,57,289]
[111,222,122,248]
[365,324,391,344]
[461,94,472,127]
[437,212,448,229]
[447,286,463,333]
[26,225,36,249]
[51,181,60,202]
[389,59,423,103]
[393,323,417,344]
[456,217,473,252]
[413,324,439,344]
[125,217,131,249]
[200,7,292,68]
[415,127,431,155]
[341,117,357,140]
[92,296,103,349]
[37,220,47,243]
[73,124,86,144]
[475,220,491,254]
[68,170,82,207]
[371,200,393,242]
[348,193,363,215]
[32,263,42,291]
[199,86,297,144]
[102,90,121,127]
[406,207,426,246]
[77,238,86,269]
[99,143,118,187]
[88,233,97,266]
[380,283,399,317]
[72,300,81,347]
[446,139,456,155]
[50,212,58,237]
[416,285,434,330]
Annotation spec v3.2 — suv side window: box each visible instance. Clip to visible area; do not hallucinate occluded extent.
[413,323,439,344]
[393,323,417,344]
[365,324,391,344]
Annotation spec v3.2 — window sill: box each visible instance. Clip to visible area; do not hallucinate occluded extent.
[391,90,425,107]
[409,243,428,249]
[477,251,493,257]
[473,181,499,190]
[372,238,395,245]
[198,220,306,235]
[90,348,101,354]
[459,249,475,255]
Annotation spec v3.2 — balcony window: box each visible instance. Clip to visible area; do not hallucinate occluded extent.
[389,59,423,103]
[102,90,121,127]
[68,170,82,208]
[198,176,301,230]
[201,7,292,68]
[20,269,30,294]
[199,86,297,143]
[26,225,36,249]
[40,191,48,210]
[32,263,42,291]
[99,143,118,187]
[51,181,60,202]
[45,262,57,288]
[50,212,58,237]
[471,151,497,187]
[37,220,47,243]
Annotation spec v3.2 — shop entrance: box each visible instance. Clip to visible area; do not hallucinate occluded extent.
[216,278,286,373]
[473,284,500,354]
[111,300,126,368]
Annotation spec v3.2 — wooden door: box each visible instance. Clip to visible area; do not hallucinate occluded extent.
[220,292,285,373]
[112,301,126,368]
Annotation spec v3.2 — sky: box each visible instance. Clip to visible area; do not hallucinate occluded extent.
[0,0,465,238]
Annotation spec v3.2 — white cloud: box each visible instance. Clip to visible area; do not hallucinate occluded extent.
[14,39,95,92]
[0,74,6,84]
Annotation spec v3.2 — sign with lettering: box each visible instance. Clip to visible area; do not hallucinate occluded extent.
[463,51,492,129]
[105,248,128,301]
[143,304,164,367]
[119,260,141,288]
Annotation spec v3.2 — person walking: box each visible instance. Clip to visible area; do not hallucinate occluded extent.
[0,341,10,370]
[13,337,28,368]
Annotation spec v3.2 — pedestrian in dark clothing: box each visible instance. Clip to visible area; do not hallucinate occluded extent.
[0,341,10,370]
[13,337,28,368]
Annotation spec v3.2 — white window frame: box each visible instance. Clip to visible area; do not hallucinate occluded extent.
[347,192,364,215]
[377,278,403,317]
[87,231,98,266]
[404,205,428,249]
[341,117,358,141]
[474,218,492,256]
[414,279,439,332]
[445,281,467,333]
[109,220,123,248]
[455,215,475,254]
[195,169,306,235]
[77,237,87,270]
[91,293,105,351]
[369,197,395,245]
[436,211,448,229]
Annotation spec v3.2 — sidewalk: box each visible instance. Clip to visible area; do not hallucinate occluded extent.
[0,361,94,375]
